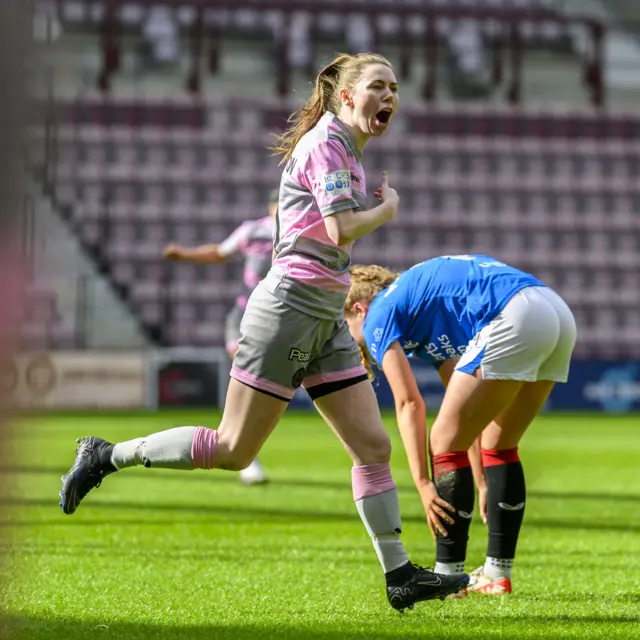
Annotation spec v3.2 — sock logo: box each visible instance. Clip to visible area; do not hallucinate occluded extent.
[457,510,473,519]
[498,502,525,511]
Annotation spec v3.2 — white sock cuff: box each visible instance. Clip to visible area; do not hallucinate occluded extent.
[484,557,513,579]
[435,561,465,575]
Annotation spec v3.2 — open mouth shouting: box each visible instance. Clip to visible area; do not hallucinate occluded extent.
[375,108,393,129]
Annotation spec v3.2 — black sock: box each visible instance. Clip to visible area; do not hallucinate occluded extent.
[385,561,414,586]
[432,452,474,568]
[483,448,526,563]
[97,442,117,472]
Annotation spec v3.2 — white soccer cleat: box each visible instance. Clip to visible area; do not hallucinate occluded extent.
[468,566,513,595]
[239,458,268,485]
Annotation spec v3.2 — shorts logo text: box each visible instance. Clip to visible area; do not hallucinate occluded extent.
[288,348,311,363]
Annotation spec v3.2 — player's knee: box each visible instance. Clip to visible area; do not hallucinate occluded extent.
[430,420,456,457]
[376,435,392,463]
[360,430,392,465]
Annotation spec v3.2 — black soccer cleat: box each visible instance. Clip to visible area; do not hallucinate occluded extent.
[387,565,470,612]
[59,436,117,515]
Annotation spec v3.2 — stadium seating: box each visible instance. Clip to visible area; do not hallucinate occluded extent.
[19,286,77,350]
[29,96,640,358]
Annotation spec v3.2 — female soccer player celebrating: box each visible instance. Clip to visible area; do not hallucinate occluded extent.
[162,189,279,485]
[60,53,469,611]
[344,255,576,595]
[163,189,278,362]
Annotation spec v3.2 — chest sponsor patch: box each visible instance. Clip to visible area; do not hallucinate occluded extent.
[324,170,351,196]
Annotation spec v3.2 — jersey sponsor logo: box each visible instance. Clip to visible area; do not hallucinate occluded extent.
[424,334,467,362]
[425,342,446,362]
[457,510,473,519]
[438,334,464,359]
[288,348,311,363]
[373,327,384,341]
[403,340,419,351]
[324,170,351,195]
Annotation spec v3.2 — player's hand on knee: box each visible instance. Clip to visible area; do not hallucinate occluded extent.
[418,482,455,540]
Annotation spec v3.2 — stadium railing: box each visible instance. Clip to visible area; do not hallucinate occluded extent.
[46,0,605,105]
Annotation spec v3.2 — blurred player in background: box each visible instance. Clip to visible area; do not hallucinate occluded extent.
[345,255,576,595]
[163,189,279,485]
[60,52,470,612]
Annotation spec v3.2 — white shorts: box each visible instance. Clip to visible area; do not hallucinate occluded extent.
[455,286,577,383]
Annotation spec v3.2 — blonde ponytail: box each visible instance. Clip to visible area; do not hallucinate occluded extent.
[359,342,375,381]
[345,264,400,381]
[271,52,393,166]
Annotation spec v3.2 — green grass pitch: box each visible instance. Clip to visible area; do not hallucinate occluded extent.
[1,411,640,639]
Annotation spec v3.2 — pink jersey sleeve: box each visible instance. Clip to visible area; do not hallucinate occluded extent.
[217,221,252,257]
[303,138,360,217]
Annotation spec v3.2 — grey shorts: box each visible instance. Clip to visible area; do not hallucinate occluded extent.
[230,284,367,402]
[224,305,244,353]
[456,286,577,382]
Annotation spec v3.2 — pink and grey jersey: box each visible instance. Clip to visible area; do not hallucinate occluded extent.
[217,215,274,309]
[267,112,367,319]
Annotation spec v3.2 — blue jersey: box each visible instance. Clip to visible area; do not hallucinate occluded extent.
[363,255,545,369]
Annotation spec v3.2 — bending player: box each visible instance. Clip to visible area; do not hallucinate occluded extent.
[163,189,278,485]
[59,53,469,611]
[344,255,576,595]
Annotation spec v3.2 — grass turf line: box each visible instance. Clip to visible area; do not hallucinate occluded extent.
[2,412,640,639]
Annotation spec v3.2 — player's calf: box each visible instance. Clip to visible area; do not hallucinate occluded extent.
[481,447,525,583]
[431,451,475,576]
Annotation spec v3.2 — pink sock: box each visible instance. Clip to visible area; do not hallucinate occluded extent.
[352,463,408,573]
[352,463,397,501]
[191,427,219,470]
